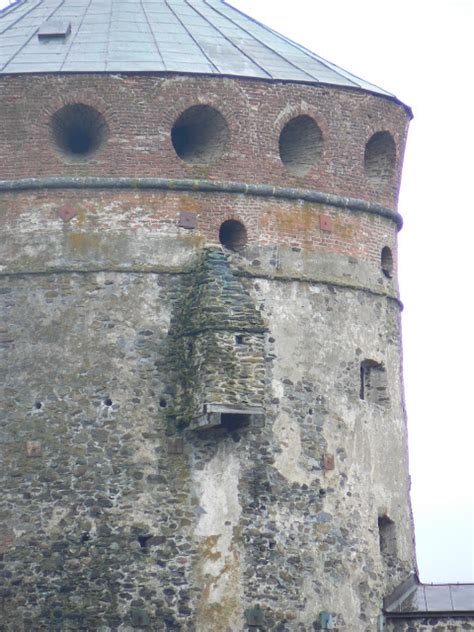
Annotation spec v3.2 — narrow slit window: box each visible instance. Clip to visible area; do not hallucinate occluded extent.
[378,515,397,564]
[360,360,389,406]
[381,246,393,278]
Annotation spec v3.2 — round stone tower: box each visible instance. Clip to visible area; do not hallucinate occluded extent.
[0,1,415,630]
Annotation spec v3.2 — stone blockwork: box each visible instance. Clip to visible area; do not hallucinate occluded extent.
[168,248,267,428]
[387,618,474,631]
[1,251,414,630]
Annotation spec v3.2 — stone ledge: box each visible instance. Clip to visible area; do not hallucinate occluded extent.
[0,176,403,229]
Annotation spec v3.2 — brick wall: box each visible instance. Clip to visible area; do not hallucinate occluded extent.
[0,188,398,288]
[0,73,409,210]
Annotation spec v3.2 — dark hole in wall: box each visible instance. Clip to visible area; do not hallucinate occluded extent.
[137,535,151,550]
[381,246,394,278]
[51,103,108,157]
[221,413,251,430]
[219,219,247,251]
[364,131,396,183]
[171,105,228,164]
[378,515,397,562]
[360,360,388,406]
[279,114,323,176]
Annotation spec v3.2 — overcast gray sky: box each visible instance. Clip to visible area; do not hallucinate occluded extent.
[1,0,473,582]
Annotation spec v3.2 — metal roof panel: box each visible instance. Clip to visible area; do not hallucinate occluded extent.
[0,0,399,101]
[385,582,474,614]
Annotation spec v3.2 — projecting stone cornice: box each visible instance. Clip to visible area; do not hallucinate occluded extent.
[0,177,403,229]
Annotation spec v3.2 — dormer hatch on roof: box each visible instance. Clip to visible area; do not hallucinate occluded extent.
[37,20,71,40]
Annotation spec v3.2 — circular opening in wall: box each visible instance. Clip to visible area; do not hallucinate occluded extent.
[219,219,247,251]
[279,115,323,176]
[51,103,108,158]
[171,105,229,164]
[381,246,393,278]
[364,131,396,183]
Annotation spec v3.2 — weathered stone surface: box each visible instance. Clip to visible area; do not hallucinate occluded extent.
[0,60,417,632]
[387,619,474,631]
[169,248,267,428]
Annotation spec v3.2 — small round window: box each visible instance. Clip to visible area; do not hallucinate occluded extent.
[171,105,228,165]
[51,103,108,158]
[219,220,247,251]
[279,115,323,176]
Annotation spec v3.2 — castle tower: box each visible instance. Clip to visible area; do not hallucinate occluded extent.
[0,1,416,629]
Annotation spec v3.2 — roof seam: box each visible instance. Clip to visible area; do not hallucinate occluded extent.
[214,0,319,82]
[60,0,94,72]
[192,0,272,78]
[103,0,113,71]
[222,1,391,94]
[140,0,165,69]
[167,0,219,72]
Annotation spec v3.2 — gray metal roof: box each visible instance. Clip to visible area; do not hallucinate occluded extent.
[385,577,474,616]
[0,0,393,98]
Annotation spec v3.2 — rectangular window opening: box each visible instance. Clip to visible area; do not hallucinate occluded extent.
[378,515,397,560]
[360,360,388,406]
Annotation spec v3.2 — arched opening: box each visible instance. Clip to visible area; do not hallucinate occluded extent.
[381,246,393,278]
[364,131,396,183]
[279,115,323,176]
[51,103,108,157]
[219,219,247,251]
[171,105,228,164]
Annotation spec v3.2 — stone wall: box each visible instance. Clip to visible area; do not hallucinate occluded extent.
[169,249,267,428]
[1,71,415,630]
[1,250,415,630]
[386,617,474,631]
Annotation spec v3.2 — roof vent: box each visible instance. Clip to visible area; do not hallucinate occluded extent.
[37,20,71,40]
